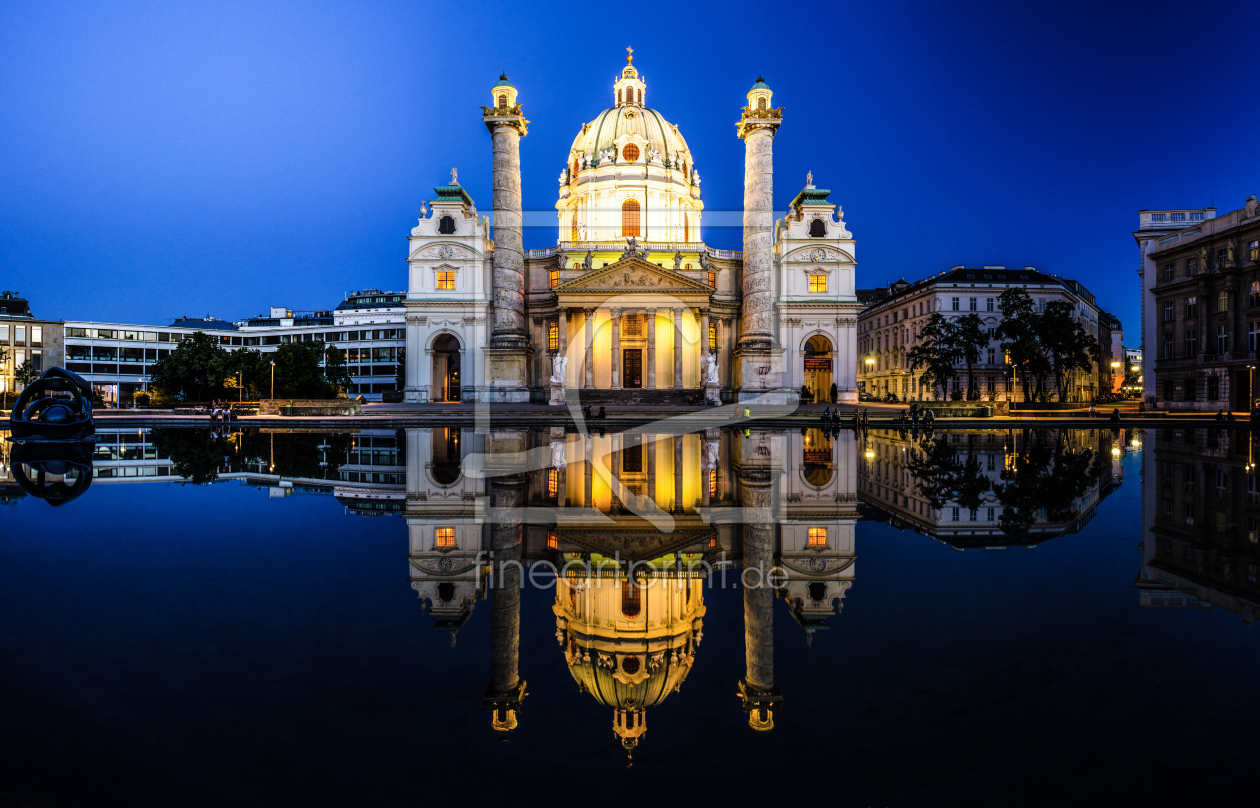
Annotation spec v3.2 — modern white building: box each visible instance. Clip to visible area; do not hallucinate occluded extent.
[403,55,860,405]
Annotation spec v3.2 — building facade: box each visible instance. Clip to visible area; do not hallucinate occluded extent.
[1135,206,1218,403]
[856,266,1113,402]
[403,56,860,405]
[1147,196,1260,411]
[0,291,64,399]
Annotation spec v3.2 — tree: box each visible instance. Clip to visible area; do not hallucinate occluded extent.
[224,348,270,400]
[150,331,229,401]
[907,433,992,512]
[14,359,38,387]
[271,341,339,398]
[953,313,989,400]
[995,288,1046,402]
[324,344,353,394]
[907,312,958,400]
[1039,301,1101,402]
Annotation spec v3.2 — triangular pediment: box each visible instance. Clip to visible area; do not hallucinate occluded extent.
[555,255,715,295]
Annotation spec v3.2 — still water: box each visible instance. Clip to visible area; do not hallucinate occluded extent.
[2,425,1258,806]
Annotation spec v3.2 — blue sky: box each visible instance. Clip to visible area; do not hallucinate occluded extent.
[2,0,1257,334]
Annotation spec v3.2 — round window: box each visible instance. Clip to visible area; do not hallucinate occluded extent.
[622,655,641,674]
[622,144,640,162]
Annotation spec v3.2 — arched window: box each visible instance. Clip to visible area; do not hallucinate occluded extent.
[571,158,578,178]
[497,94,507,109]
[757,97,767,111]
[708,320,717,347]
[707,271,716,288]
[618,88,624,104]
[684,216,689,242]
[808,218,826,237]
[548,321,559,349]
[549,269,559,289]
[636,88,642,104]
[621,199,640,238]
[621,143,639,162]
[621,578,641,619]
[571,211,578,242]
[438,215,456,234]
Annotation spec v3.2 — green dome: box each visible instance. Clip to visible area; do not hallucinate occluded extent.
[493,73,514,89]
[749,76,770,92]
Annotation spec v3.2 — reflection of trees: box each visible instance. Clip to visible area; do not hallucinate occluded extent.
[994,430,1101,536]
[905,434,991,511]
[151,428,354,484]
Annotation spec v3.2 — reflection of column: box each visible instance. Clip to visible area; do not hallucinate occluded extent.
[700,309,710,387]
[610,307,621,390]
[610,431,622,510]
[646,433,657,508]
[739,467,781,731]
[584,308,595,390]
[673,308,684,389]
[584,435,593,507]
[646,307,657,390]
[558,308,568,361]
[485,473,526,734]
[673,434,684,513]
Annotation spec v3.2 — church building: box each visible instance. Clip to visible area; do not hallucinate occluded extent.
[403,52,860,405]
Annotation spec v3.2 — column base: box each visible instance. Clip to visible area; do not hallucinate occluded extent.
[549,382,566,405]
[481,347,534,403]
[704,382,721,406]
[733,345,788,400]
[403,387,428,403]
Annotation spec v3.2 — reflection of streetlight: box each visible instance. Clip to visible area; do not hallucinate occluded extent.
[238,371,243,403]
[1249,365,1256,414]
[270,361,276,400]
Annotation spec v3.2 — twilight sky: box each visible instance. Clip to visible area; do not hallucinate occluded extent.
[2,0,1257,334]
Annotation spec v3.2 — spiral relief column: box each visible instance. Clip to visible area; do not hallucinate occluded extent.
[481,74,533,401]
[734,78,785,402]
[737,433,782,731]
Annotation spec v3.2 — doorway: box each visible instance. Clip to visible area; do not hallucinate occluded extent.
[623,349,642,389]
[432,335,461,402]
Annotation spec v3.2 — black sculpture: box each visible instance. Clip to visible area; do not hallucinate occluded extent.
[9,440,95,506]
[8,366,95,442]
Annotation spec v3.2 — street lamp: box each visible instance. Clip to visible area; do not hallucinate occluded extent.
[238,370,243,403]
[270,360,276,400]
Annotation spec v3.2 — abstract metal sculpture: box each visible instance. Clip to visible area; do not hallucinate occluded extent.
[8,366,96,442]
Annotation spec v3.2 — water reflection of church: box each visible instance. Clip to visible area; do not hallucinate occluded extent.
[404,425,859,755]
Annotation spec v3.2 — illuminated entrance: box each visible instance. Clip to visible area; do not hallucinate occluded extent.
[432,334,461,402]
[803,335,834,403]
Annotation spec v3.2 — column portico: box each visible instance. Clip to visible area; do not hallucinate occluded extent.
[610,308,621,390]
[584,308,595,390]
[673,308,684,389]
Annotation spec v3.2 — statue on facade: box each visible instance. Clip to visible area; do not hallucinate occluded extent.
[1199,245,1211,271]
[624,236,639,256]
[583,251,594,270]
[1227,240,1236,266]
[551,439,566,469]
[1246,194,1259,220]
[450,167,459,184]
[556,247,567,269]
[698,251,710,271]
[550,355,567,385]
[673,252,683,270]
[702,351,720,385]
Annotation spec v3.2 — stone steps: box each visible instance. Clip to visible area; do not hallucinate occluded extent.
[563,388,705,406]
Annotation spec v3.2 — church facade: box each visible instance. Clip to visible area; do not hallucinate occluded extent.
[403,53,860,405]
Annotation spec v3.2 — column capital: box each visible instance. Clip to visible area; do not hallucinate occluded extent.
[584,307,596,316]
[645,306,657,316]
[609,306,622,317]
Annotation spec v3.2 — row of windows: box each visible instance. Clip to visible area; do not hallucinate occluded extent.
[0,324,43,347]
[1161,243,1260,281]
[1150,212,1205,223]
[1159,322,1260,358]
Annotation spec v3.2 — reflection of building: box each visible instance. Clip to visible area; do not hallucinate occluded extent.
[858,428,1123,547]
[1139,427,1260,622]
[403,55,860,405]
[856,268,1116,402]
[403,425,858,751]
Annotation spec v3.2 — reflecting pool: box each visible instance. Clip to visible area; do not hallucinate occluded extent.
[2,425,1259,806]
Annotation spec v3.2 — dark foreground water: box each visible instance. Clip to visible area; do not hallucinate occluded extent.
[1,425,1258,807]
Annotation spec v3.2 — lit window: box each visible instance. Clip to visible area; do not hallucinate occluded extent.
[549,269,559,288]
[621,143,640,162]
[547,532,559,549]
[709,469,717,498]
[436,528,455,547]
[684,217,689,242]
[437,271,455,290]
[571,211,578,241]
[1218,289,1229,313]
[621,200,640,238]
[708,321,717,349]
[757,97,767,111]
[807,527,827,546]
[547,468,558,498]
[497,94,506,109]
[548,321,558,351]
[1252,241,1259,262]
[708,271,716,288]
[809,274,827,293]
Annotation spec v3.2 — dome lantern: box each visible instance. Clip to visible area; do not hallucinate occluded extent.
[491,73,518,110]
[613,46,646,107]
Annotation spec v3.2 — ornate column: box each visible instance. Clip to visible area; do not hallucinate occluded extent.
[610,307,621,390]
[734,78,786,401]
[646,433,657,508]
[583,308,595,390]
[699,308,710,388]
[481,77,532,401]
[584,434,594,508]
[673,307,684,389]
[558,308,568,359]
[646,307,657,390]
